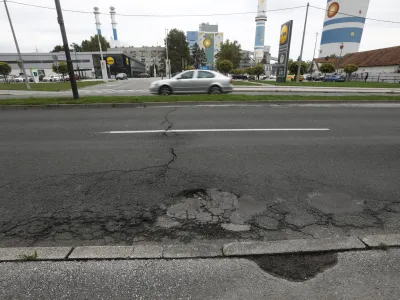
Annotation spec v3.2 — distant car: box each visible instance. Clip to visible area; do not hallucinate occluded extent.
[65,74,79,81]
[116,73,128,80]
[14,76,26,83]
[6,75,16,82]
[324,74,345,82]
[232,74,248,80]
[269,75,277,80]
[139,73,150,78]
[149,70,233,95]
[50,75,62,82]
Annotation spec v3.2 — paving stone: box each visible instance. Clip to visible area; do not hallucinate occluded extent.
[285,212,318,228]
[131,245,163,258]
[69,246,133,259]
[167,203,190,217]
[155,216,182,229]
[163,244,222,258]
[223,237,366,256]
[254,216,280,230]
[221,223,251,232]
[361,234,400,247]
[0,247,71,261]
[229,211,246,225]
[196,211,212,223]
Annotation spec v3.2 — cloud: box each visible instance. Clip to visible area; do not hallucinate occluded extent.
[0,0,398,60]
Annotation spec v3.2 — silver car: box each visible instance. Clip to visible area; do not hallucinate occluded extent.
[149,70,233,95]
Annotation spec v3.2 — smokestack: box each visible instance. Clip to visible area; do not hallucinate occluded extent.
[110,6,118,40]
[254,0,267,63]
[93,7,102,36]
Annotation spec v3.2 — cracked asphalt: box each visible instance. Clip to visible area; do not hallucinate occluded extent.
[0,104,399,246]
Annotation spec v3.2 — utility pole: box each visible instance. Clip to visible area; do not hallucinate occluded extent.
[165,28,170,78]
[54,0,79,99]
[296,2,309,83]
[311,32,318,75]
[4,0,30,89]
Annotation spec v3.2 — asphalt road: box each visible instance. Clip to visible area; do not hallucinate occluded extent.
[1,250,400,299]
[1,104,400,246]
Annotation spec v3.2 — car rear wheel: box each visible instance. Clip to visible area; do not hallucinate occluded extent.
[159,85,172,95]
[209,86,222,94]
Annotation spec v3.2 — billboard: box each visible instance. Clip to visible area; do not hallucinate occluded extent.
[276,20,293,82]
[187,31,199,50]
[197,32,223,69]
[319,0,370,57]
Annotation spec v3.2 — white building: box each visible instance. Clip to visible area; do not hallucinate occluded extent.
[319,0,370,58]
[110,46,165,74]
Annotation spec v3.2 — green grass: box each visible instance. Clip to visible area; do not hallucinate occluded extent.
[0,81,103,91]
[257,81,400,88]
[19,250,39,261]
[232,81,261,86]
[1,94,400,106]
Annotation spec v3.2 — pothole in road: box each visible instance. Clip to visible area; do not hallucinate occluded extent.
[308,192,366,214]
[249,252,338,282]
[156,189,266,232]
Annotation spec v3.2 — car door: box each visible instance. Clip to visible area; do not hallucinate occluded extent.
[196,71,216,92]
[172,71,195,93]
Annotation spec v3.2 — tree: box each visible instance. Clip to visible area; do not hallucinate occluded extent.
[217,60,233,74]
[328,54,338,58]
[0,62,11,83]
[70,43,83,52]
[288,60,308,75]
[149,63,159,76]
[319,63,335,75]
[51,45,65,53]
[246,67,256,76]
[52,61,69,77]
[190,43,207,69]
[215,40,242,69]
[344,64,359,81]
[163,29,190,74]
[254,64,265,81]
[81,34,110,52]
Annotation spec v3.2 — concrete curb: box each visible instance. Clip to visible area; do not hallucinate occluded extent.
[1,101,400,110]
[1,236,400,262]
[361,234,400,248]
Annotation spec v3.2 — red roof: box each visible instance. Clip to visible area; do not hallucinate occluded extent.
[314,46,400,68]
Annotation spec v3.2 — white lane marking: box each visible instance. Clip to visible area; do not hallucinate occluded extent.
[102,128,330,134]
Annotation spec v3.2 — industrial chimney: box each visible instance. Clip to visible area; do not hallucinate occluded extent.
[93,7,102,36]
[110,6,118,41]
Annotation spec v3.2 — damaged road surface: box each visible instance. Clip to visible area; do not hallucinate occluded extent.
[0,105,400,246]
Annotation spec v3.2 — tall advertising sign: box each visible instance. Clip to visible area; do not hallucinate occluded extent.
[276,20,293,82]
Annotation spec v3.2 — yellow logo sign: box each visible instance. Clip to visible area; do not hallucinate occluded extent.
[106,57,115,65]
[203,38,212,48]
[327,2,340,18]
[280,25,289,45]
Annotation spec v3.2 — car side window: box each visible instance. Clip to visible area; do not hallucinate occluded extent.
[198,71,215,79]
[180,71,194,79]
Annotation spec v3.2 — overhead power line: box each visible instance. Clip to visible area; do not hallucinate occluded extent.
[6,1,305,17]
[310,5,400,24]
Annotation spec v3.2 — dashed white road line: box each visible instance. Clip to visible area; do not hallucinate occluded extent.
[101,128,330,134]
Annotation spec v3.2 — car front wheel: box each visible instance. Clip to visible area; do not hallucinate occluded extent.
[159,85,172,95]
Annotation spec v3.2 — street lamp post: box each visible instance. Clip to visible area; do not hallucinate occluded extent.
[4,0,30,89]
[337,43,344,72]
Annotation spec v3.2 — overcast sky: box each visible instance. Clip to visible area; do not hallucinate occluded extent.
[0,0,399,60]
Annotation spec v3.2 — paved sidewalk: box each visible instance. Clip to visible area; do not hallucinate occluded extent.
[1,249,399,299]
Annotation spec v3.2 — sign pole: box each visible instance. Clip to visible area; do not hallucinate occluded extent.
[296,3,309,83]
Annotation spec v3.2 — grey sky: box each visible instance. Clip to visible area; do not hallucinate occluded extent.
[0,0,398,60]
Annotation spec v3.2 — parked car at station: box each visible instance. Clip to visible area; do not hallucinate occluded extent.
[139,73,150,78]
[324,74,345,82]
[116,73,128,80]
[150,70,232,95]
[65,74,79,81]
